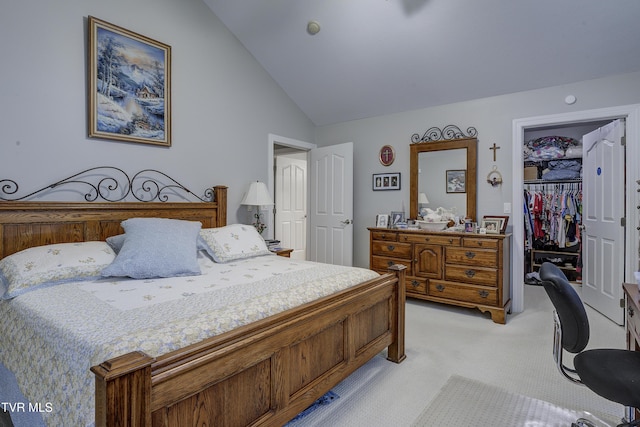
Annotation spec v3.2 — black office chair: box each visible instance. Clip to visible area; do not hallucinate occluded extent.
[539,262,640,427]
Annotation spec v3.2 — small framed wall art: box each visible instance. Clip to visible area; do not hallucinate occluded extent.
[373,172,401,191]
[379,145,395,166]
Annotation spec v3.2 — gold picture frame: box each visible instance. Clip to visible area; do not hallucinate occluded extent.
[88,16,171,146]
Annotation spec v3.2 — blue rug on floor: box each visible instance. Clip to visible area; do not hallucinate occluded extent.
[286,390,339,424]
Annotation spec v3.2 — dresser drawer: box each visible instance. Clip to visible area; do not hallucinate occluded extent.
[429,281,498,305]
[371,255,412,274]
[445,264,498,286]
[371,241,412,258]
[371,231,398,242]
[462,237,499,249]
[446,247,497,267]
[406,277,427,295]
[399,234,461,246]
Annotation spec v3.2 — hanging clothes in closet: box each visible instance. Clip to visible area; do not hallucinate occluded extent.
[524,181,582,250]
[524,181,583,283]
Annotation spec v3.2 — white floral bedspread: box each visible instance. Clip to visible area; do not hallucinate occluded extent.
[0,255,378,427]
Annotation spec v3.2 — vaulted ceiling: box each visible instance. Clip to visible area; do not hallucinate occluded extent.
[204,0,640,126]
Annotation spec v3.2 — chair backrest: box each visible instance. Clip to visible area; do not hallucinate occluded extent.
[539,262,590,354]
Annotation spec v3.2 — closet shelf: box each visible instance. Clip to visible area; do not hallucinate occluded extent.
[530,249,580,281]
[524,178,582,185]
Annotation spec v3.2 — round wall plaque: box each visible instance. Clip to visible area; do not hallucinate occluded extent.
[379,145,395,166]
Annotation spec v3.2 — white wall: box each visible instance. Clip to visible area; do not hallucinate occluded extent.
[315,71,640,268]
[0,0,314,224]
[3,1,640,272]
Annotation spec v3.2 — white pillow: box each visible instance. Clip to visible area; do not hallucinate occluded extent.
[0,241,116,299]
[199,224,272,263]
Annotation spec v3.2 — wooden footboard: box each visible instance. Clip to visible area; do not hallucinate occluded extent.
[92,265,406,427]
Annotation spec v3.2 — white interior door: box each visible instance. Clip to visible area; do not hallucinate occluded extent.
[275,155,307,260]
[309,142,354,266]
[582,119,625,324]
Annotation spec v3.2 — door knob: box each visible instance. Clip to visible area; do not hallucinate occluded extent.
[341,219,353,225]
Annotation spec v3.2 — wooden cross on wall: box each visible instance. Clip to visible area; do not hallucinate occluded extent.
[489,143,501,162]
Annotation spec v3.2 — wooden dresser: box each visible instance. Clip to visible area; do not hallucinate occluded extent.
[624,282,640,420]
[369,227,511,324]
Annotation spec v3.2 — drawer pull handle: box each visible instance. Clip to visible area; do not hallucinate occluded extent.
[424,237,430,242]
[435,284,445,292]
[465,269,476,278]
[380,234,386,239]
[387,245,395,251]
[387,260,394,267]
[478,242,483,246]
[478,290,489,298]
[448,238,453,243]
[465,251,476,259]
[411,280,420,288]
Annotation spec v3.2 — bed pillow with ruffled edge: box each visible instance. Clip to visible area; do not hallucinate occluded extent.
[0,241,116,300]
[199,224,272,263]
[101,218,202,279]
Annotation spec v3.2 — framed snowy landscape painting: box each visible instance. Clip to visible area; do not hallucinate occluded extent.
[88,16,171,146]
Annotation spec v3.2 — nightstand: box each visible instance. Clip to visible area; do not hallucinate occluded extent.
[273,248,293,257]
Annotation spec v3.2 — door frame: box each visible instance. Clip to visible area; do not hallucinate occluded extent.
[267,134,316,242]
[511,104,640,313]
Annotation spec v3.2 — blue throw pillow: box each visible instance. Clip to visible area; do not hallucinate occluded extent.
[102,218,202,279]
[107,232,215,259]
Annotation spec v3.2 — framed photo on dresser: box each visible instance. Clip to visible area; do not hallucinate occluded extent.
[375,214,389,228]
[482,215,509,234]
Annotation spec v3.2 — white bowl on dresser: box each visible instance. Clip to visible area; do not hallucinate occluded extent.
[416,220,448,231]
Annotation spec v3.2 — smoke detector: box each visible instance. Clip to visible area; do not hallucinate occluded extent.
[307,21,321,35]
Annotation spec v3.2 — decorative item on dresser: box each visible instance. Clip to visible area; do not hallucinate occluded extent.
[369,227,511,324]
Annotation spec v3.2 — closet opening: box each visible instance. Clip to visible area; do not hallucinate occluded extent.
[517,117,630,325]
[523,123,609,287]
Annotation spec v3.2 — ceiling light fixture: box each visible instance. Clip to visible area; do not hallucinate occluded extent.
[307,21,321,35]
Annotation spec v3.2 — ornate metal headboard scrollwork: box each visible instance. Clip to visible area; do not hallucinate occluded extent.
[411,125,478,144]
[0,166,214,202]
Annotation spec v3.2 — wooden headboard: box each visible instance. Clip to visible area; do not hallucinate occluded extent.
[0,186,227,258]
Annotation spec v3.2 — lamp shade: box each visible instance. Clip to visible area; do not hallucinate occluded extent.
[241,181,274,206]
[418,192,429,204]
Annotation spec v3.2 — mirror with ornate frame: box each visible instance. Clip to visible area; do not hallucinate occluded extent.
[409,137,477,221]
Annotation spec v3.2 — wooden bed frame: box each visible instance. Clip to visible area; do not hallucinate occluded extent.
[0,185,406,427]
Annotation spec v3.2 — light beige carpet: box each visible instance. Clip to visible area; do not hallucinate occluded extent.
[411,375,617,427]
